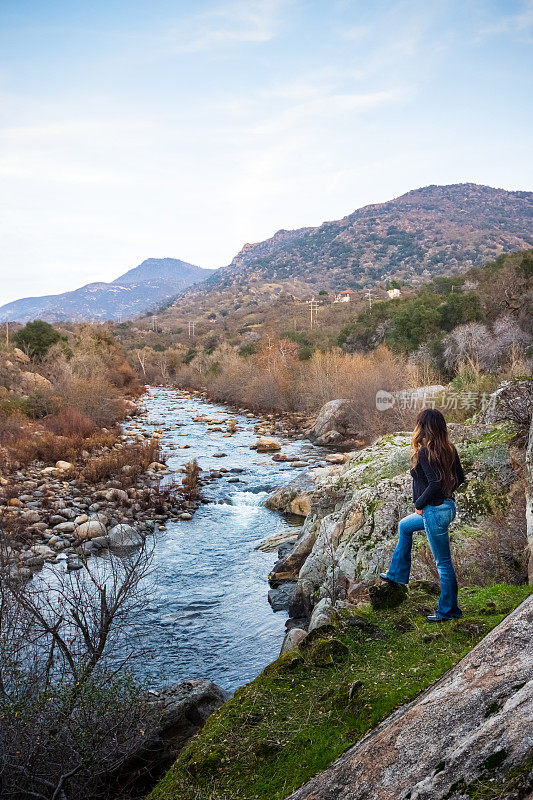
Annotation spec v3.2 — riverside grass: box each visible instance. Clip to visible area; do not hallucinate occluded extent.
[148,583,532,800]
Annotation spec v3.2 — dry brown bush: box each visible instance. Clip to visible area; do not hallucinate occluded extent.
[0,411,28,447]
[172,341,415,440]
[83,438,161,484]
[16,431,82,466]
[43,406,97,438]
[182,458,201,501]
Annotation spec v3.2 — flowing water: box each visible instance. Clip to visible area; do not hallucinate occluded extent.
[124,387,322,692]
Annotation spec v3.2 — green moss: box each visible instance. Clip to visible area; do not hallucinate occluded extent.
[148,583,532,800]
[457,423,518,470]
[456,475,510,516]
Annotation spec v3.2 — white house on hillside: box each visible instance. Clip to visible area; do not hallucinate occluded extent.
[334,289,354,303]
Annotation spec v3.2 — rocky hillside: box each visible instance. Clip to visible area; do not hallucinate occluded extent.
[0,258,215,323]
[184,183,533,298]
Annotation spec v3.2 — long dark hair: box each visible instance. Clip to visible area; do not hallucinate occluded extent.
[411,408,457,496]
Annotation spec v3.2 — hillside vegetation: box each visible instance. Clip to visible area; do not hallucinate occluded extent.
[208,183,532,291]
[116,249,532,440]
[0,321,142,471]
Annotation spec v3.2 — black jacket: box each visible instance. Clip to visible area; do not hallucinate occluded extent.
[411,446,465,510]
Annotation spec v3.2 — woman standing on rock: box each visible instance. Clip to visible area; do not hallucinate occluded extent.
[380,408,465,622]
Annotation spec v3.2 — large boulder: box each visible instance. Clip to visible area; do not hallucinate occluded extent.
[12,347,30,364]
[266,471,318,517]
[19,371,52,391]
[75,520,107,540]
[287,594,533,800]
[107,524,144,549]
[307,400,363,448]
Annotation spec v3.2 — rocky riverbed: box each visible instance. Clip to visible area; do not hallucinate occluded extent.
[1,386,339,692]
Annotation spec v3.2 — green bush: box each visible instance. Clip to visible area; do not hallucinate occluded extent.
[13,320,63,358]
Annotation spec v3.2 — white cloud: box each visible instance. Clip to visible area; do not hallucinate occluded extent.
[478,0,533,40]
[160,0,294,53]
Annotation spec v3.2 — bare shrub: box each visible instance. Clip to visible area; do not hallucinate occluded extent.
[43,406,97,438]
[59,375,126,427]
[16,431,82,466]
[83,438,161,484]
[0,533,160,800]
[443,318,531,375]
[0,411,28,447]
[181,458,201,501]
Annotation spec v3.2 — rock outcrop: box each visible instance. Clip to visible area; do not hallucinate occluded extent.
[112,679,228,796]
[482,379,533,427]
[287,594,533,800]
[527,413,533,583]
[269,421,524,622]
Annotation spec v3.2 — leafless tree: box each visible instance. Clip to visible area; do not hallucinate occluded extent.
[0,532,161,800]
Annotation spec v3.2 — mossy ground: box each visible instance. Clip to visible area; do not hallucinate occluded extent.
[148,583,531,800]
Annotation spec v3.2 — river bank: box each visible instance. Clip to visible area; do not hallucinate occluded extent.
[0,385,335,691]
[147,381,533,800]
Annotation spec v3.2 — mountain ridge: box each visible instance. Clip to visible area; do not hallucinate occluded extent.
[0,258,215,323]
[199,182,533,294]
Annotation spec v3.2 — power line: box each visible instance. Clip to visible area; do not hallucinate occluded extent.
[306,297,319,328]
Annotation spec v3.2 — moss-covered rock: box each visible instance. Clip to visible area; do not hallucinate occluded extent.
[369,580,408,609]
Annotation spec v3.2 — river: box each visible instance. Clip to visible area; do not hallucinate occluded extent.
[124,387,322,692]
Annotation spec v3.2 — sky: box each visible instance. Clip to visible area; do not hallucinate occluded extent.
[0,0,532,306]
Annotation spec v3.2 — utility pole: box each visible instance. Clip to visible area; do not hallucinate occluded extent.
[5,320,8,347]
[366,288,373,311]
[306,298,319,328]
[188,321,196,338]
[152,315,158,331]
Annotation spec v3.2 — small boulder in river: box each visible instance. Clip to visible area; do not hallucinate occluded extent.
[254,437,282,452]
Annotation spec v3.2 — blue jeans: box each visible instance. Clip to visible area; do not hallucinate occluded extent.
[385,499,462,619]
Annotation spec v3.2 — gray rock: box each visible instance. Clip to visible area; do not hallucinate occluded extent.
[482,379,533,427]
[107,524,143,549]
[280,627,307,654]
[308,597,336,632]
[268,582,297,612]
[287,595,533,800]
[120,679,228,788]
[49,514,68,525]
[21,510,41,524]
[266,471,318,517]
[53,521,76,533]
